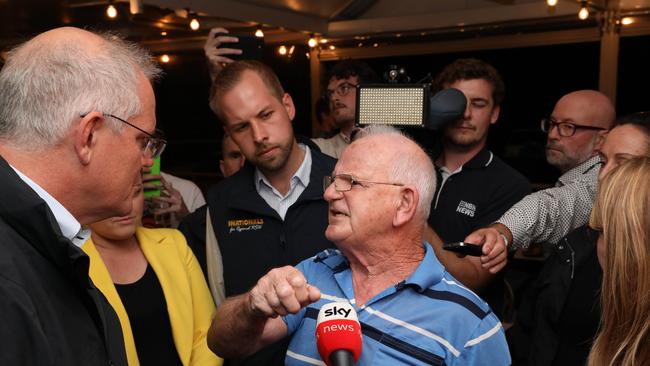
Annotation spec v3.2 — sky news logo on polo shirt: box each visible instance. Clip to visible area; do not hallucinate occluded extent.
[456,200,476,217]
[228,218,264,234]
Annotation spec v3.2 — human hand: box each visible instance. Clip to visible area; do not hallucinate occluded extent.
[204,27,242,75]
[248,266,321,318]
[464,227,508,274]
[150,176,189,216]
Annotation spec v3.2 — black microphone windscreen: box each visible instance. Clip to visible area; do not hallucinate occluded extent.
[427,88,467,130]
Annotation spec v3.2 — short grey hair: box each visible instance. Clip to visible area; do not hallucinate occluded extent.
[0,31,161,151]
[355,125,436,219]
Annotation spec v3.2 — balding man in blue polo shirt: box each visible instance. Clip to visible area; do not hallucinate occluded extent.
[207,125,511,365]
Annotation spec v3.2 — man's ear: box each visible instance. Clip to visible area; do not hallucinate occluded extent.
[593,129,609,152]
[282,93,296,121]
[394,186,419,227]
[74,112,103,166]
[490,104,501,125]
[219,160,226,177]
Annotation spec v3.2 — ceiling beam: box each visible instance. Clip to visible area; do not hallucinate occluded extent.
[327,1,579,37]
[140,30,312,53]
[332,0,379,21]
[318,26,602,61]
[149,0,329,34]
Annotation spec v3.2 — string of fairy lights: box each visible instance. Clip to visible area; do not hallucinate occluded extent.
[100,0,643,64]
[546,0,637,23]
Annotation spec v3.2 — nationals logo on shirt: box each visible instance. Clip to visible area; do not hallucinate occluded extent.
[227,218,264,234]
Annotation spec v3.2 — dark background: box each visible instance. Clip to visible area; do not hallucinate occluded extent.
[155,35,650,192]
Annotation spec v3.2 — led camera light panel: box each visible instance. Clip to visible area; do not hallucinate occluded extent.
[356,85,428,127]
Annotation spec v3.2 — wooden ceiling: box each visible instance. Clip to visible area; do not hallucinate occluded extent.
[2,0,650,54]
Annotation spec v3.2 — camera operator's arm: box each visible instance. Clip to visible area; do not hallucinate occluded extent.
[208,266,320,358]
[204,27,242,83]
[424,225,504,292]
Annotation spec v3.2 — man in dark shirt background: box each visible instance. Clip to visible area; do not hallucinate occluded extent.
[424,59,530,316]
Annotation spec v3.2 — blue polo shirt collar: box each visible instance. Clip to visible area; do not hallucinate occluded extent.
[400,242,444,292]
[314,242,444,301]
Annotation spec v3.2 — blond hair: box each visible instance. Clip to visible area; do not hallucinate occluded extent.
[588,156,650,366]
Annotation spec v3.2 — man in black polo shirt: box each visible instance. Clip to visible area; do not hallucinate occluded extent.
[424,59,530,299]
[179,60,336,366]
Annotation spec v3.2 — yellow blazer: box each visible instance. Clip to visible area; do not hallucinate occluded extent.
[83,227,222,366]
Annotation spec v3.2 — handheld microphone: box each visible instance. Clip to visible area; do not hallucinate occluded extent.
[315,302,362,366]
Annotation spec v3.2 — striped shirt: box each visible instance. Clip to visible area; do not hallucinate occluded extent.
[283,243,511,366]
[255,144,311,220]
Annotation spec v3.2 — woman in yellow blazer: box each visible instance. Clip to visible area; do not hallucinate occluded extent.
[83,183,222,366]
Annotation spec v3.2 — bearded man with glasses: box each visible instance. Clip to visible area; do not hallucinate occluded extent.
[311,60,378,158]
[467,90,615,255]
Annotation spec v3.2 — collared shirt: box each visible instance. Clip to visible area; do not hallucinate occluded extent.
[160,172,206,213]
[283,243,511,366]
[435,165,462,205]
[498,154,602,249]
[311,132,350,159]
[428,148,530,243]
[11,166,90,247]
[255,144,311,220]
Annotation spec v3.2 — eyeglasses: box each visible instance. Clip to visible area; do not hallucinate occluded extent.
[324,174,404,192]
[541,118,608,137]
[326,82,357,99]
[81,112,167,158]
[105,114,167,158]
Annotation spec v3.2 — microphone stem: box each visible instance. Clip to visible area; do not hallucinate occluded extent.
[329,350,355,366]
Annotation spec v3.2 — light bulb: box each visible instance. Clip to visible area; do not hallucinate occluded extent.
[578,6,589,20]
[547,0,558,6]
[278,45,287,55]
[255,29,264,38]
[190,18,200,31]
[160,54,170,63]
[308,37,317,48]
[621,17,634,25]
[130,0,143,14]
[106,4,118,18]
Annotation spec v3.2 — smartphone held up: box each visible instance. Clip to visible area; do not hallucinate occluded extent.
[214,32,264,61]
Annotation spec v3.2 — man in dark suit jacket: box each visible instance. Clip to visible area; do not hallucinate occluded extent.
[0,26,163,365]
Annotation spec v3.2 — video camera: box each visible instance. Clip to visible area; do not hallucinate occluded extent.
[355,65,466,130]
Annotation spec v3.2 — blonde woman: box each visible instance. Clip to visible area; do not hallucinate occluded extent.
[83,183,222,366]
[588,156,650,366]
